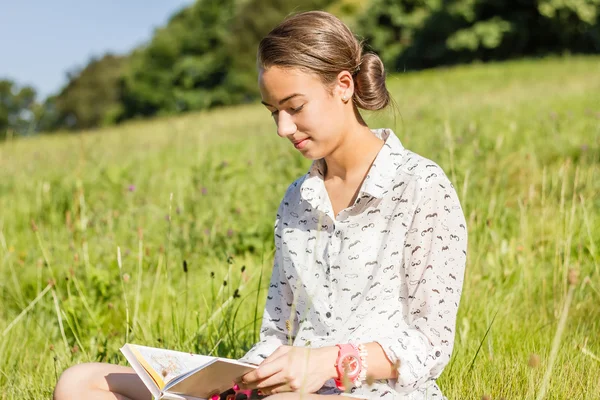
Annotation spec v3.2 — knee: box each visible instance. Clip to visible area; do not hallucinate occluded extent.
[53,363,94,400]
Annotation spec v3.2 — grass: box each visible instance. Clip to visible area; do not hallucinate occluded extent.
[0,55,599,399]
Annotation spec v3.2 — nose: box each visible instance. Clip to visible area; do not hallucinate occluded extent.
[276,111,297,138]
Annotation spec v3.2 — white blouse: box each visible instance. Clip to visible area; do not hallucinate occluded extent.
[239,128,467,399]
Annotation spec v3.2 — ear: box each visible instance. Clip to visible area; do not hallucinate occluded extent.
[333,70,354,100]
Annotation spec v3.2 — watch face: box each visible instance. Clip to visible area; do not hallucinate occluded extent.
[341,354,360,376]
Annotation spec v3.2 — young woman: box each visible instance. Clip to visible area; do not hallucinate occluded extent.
[53,10,467,400]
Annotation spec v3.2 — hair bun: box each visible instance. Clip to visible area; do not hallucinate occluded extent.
[353,53,390,111]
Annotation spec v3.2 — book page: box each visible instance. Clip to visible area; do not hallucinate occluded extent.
[125,344,216,389]
[166,359,256,399]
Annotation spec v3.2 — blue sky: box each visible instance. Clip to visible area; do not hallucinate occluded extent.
[0,0,193,99]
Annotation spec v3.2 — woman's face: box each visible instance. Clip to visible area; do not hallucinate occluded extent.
[259,66,349,160]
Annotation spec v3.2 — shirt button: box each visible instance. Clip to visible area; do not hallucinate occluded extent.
[435,351,441,357]
[325,312,332,318]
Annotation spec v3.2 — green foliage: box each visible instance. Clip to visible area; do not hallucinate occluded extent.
[0,57,599,399]
[0,79,38,138]
[50,54,127,130]
[356,0,600,70]
[119,0,237,119]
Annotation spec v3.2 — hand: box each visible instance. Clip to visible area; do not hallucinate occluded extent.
[239,345,337,395]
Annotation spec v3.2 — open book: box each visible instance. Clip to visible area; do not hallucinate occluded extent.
[121,344,257,400]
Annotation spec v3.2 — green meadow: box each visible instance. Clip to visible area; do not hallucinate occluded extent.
[0,56,598,399]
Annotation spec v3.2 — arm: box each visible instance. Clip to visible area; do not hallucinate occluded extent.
[238,201,297,365]
[374,175,468,392]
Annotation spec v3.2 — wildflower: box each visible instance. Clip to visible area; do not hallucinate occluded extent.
[201,187,208,195]
[227,229,234,237]
[128,185,136,192]
[123,273,130,283]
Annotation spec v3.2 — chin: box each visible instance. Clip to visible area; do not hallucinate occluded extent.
[301,148,325,161]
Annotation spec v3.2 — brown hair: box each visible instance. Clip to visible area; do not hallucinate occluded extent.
[257,11,391,111]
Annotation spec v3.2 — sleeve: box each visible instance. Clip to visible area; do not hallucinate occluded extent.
[374,175,468,392]
[238,200,297,365]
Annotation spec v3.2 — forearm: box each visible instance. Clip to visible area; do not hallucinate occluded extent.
[320,342,398,381]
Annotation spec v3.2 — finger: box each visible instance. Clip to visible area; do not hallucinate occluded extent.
[258,382,290,396]
[255,371,289,390]
[260,345,290,366]
[242,353,287,386]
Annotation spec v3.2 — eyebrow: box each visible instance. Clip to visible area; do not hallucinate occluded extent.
[261,93,305,107]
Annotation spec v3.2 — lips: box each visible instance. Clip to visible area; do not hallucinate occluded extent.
[293,138,309,149]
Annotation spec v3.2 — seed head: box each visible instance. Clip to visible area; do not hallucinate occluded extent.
[528,353,540,369]
[183,260,188,273]
[568,268,579,286]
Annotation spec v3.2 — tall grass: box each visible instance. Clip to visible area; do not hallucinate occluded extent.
[0,55,598,399]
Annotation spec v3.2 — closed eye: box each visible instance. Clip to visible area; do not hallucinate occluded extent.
[270,105,304,117]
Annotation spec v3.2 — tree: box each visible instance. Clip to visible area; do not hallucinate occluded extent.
[52,53,127,130]
[356,0,600,71]
[0,79,38,139]
[119,0,238,119]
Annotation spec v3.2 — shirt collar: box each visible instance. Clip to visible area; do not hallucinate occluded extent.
[299,128,405,209]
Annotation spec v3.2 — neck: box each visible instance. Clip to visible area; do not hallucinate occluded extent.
[323,119,384,182]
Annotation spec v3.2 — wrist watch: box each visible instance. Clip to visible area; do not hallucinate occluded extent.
[334,343,362,390]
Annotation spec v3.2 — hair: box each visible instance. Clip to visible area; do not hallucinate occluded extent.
[257,11,391,111]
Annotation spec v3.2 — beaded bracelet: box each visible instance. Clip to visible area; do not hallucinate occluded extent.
[353,343,368,388]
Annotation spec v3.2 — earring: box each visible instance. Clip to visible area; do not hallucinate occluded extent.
[342,95,348,102]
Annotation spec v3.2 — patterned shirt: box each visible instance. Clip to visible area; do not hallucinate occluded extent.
[239,128,467,399]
